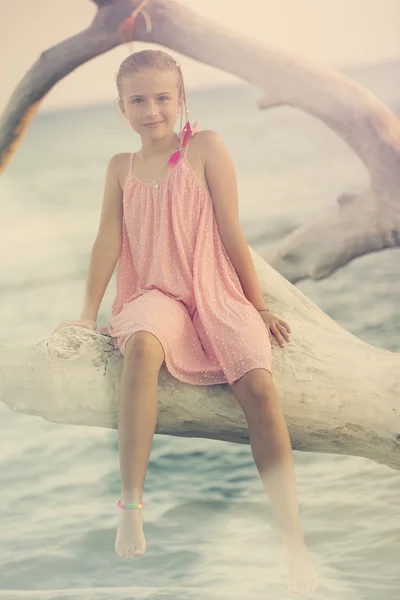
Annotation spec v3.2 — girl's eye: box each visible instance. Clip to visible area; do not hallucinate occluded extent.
[132,96,168,104]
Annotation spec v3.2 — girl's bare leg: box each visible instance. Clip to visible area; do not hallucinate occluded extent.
[230,368,319,595]
[115,331,165,559]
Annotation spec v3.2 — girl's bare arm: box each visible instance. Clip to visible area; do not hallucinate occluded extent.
[80,154,123,321]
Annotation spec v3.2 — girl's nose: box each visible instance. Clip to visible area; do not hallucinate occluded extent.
[146,103,158,115]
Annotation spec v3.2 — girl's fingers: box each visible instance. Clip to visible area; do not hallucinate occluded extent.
[271,324,285,347]
[53,323,71,335]
[52,323,68,333]
[278,323,291,342]
[52,320,97,334]
[271,323,291,346]
[279,320,292,333]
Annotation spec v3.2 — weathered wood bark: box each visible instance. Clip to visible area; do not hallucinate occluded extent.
[0,0,399,280]
[1,249,400,470]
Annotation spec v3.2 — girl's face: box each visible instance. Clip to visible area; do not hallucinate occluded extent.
[120,69,182,136]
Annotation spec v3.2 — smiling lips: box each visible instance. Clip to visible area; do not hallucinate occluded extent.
[145,121,163,127]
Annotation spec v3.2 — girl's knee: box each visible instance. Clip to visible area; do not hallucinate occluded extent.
[124,331,165,366]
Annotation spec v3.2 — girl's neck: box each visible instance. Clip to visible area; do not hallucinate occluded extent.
[140,130,180,160]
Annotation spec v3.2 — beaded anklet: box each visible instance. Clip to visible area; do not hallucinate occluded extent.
[116,500,145,509]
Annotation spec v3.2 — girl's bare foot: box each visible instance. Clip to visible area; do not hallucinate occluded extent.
[284,537,318,595]
[115,502,146,559]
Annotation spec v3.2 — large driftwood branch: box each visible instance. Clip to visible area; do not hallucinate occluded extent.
[265,190,400,281]
[1,0,399,280]
[2,250,400,470]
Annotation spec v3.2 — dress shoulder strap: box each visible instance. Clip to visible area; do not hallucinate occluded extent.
[183,121,200,159]
[128,152,135,175]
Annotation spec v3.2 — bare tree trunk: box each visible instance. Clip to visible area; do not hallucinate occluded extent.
[2,250,400,470]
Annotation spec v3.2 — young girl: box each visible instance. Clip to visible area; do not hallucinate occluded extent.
[54,50,318,594]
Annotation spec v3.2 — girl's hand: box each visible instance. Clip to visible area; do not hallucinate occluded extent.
[52,319,97,335]
[258,310,291,349]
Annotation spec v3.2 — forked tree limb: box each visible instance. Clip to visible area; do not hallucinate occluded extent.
[1,0,399,277]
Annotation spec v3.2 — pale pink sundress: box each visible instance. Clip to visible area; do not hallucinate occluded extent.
[99,125,272,385]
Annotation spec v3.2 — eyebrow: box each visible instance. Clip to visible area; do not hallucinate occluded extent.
[129,92,171,98]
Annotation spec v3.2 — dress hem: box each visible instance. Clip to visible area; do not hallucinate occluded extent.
[100,326,272,386]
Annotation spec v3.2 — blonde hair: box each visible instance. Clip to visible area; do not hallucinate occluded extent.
[115,49,188,132]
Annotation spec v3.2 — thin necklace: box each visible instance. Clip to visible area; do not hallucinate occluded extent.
[140,133,180,188]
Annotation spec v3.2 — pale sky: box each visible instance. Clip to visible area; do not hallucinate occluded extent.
[1,0,400,113]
